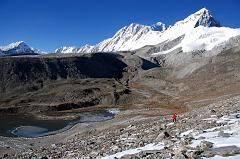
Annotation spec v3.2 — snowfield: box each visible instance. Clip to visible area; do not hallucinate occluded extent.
[181,27,240,52]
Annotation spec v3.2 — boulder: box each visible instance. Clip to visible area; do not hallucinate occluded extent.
[235,114,240,119]
[156,131,171,142]
[199,141,214,150]
[210,109,216,113]
[173,153,186,159]
[201,146,240,158]
[218,131,230,138]
[155,132,165,142]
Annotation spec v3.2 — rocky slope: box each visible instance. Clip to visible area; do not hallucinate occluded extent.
[0,53,127,92]
[1,42,240,158]
[3,86,240,159]
[0,53,159,116]
[134,35,240,66]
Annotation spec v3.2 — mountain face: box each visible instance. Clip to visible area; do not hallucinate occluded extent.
[194,8,220,27]
[2,8,239,59]
[151,22,166,32]
[56,8,236,55]
[56,22,165,53]
[0,41,35,55]
[55,45,94,54]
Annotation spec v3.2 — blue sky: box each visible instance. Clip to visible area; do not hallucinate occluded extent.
[0,0,240,52]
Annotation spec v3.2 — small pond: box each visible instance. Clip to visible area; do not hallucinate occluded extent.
[0,109,118,138]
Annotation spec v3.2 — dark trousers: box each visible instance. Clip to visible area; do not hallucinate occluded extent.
[172,118,176,122]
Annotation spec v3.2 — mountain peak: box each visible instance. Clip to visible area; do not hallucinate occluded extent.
[151,22,166,31]
[194,8,221,27]
[171,8,220,30]
[0,41,25,51]
[194,7,209,15]
[112,23,151,39]
[126,23,149,33]
[0,41,34,55]
[55,46,76,53]
[55,8,240,55]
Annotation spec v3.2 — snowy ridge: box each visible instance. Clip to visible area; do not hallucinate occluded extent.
[1,8,240,57]
[151,22,166,32]
[0,41,35,55]
[152,8,220,44]
[0,41,31,52]
[56,8,230,54]
[181,27,240,52]
[0,41,25,51]
[32,48,48,54]
[56,22,166,53]
[152,26,240,55]
[55,44,94,54]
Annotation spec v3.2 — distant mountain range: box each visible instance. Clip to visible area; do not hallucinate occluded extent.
[0,41,43,56]
[0,41,34,55]
[55,8,240,55]
[1,8,240,58]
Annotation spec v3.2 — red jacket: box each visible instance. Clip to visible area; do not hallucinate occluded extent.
[172,113,177,119]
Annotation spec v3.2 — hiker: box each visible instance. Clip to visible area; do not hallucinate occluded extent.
[172,112,177,122]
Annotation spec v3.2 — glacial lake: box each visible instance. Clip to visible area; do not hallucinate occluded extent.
[0,109,118,138]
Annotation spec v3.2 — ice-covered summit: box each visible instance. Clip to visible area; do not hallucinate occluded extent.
[172,8,220,29]
[0,41,35,55]
[55,8,227,54]
[151,22,166,32]
[194,8,220,27]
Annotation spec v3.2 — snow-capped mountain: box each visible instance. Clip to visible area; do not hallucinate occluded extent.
[56,21,166,53]
[151,22,166,32]
[2,8,239,58]
[32,48,48,54]
[0,41,35,55]
[55,44,94,54]
[56,8,237,54]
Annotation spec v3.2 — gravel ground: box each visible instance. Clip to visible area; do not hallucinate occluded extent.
[1,94,240,159]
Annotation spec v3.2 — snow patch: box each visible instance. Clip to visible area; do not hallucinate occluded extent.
[101,143,164,159]
[190,113,240,148]
[203,155,240,159]
[107,108,120,115]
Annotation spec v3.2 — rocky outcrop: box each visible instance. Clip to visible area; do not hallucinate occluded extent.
[0,53,127,93]
[0,53,159,115]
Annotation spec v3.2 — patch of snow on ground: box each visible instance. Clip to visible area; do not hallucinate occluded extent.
[190,113,240,149]
[166,122,174,126]
[203,154,240,159]
[101,143,164,159]
[180,129,193,137]
[107,108,120,115]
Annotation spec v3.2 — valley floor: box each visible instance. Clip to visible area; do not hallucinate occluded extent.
[1,93,240,159]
